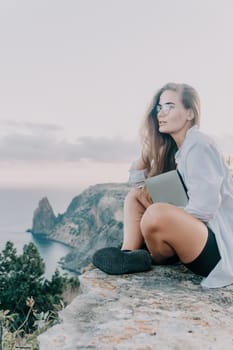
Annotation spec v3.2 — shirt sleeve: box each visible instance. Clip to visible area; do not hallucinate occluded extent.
[128,160,148,187]
[183,142,224,223]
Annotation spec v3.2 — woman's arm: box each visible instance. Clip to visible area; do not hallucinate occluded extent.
[134,156,147,170]
[183,142,224,222]
[128,156,148,187]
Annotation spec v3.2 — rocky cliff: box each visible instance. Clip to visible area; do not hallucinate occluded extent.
[38,265,233,350]
[31,183,130,273]
[34,183,233,349]
[31,197,57,234]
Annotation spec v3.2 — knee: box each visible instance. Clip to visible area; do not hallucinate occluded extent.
[140,203,168,238]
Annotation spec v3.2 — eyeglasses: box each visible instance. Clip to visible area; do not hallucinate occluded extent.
[156,103,175,114]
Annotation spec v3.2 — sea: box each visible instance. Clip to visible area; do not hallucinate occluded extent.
[0,229,74,279]
[0,187,83,280]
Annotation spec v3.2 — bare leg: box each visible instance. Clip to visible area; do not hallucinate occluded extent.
[121,187,152,250]
[92,187,154,275]
[140,203,208,264]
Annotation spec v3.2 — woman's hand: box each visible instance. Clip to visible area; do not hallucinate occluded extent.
[136,185,153,209]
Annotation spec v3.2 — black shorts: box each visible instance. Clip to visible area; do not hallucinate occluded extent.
[184,226,221,277]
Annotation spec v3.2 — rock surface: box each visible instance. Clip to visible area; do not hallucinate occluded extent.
[31,197,57,234]
[31,183,130,273]
[38,264,233,350]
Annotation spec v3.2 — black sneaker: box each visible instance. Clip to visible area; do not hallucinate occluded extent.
[92,247,152,275]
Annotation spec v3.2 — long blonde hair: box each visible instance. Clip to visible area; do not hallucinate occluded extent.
[140,82,200,177]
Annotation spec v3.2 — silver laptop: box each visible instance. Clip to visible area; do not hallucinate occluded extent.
[145,170,188,206]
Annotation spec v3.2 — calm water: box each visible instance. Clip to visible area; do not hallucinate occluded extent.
[0,187,83,280]
[0,230,75,280]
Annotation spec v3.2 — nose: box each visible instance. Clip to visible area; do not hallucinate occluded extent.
[157,110,162,117]
[157,109,165,118]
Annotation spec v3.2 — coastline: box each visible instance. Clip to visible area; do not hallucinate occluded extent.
[30,231,74,249]
[30,232,80,276]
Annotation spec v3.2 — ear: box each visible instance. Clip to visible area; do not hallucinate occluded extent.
[187,109,194,121]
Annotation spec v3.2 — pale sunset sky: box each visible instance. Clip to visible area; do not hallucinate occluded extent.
[1,0,233,191]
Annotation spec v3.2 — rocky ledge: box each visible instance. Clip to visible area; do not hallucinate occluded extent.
[38,264,233,350]
[30,183,130,273]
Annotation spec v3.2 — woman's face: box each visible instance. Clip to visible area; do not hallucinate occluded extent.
[157,90,192,136]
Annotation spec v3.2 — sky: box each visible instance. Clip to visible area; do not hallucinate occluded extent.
[1,0,233,191]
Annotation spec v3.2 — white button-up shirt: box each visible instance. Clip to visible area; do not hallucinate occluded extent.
[129,126,233,288]
[175,126,233,288]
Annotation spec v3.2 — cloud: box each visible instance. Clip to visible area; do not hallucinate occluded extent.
[1,120,62,133]
[0,124,139,162]
[64,136,139,162]
[1,121,233,164]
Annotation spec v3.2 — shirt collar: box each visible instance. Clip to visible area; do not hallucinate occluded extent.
[175,125,198,162]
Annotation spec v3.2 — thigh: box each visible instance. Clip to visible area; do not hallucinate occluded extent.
[141,203,209,264]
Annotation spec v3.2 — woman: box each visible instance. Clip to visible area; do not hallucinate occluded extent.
[93,82,233,288]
